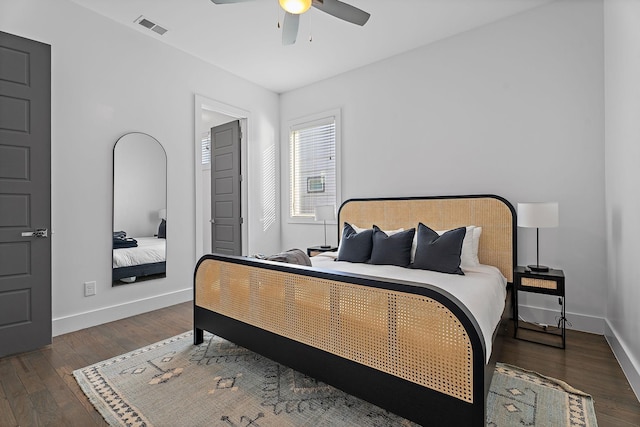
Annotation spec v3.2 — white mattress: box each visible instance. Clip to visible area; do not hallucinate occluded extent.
[310,252,506,363]
[113,237,166,268]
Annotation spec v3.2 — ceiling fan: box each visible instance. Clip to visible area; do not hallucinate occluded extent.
[210,0,370,45]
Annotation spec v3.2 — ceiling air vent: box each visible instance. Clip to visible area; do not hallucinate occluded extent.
[134,16,168,36]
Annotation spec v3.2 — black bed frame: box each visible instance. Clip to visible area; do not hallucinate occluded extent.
[193,194,515,426]
[112,261,165,282]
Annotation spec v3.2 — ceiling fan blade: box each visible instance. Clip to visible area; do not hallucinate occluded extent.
[282,12,300,45]
[312,0,370,26]
[210,0,254,4]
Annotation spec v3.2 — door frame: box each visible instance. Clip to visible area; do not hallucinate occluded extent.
[194,94,249,260]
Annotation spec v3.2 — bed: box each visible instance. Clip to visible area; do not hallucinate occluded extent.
[193,195,515,426]
[112,236,166,282]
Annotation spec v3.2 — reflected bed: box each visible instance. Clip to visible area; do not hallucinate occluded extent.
[113,237,165,282]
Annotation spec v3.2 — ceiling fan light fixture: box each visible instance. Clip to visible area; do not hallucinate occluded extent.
[279,0,312,15]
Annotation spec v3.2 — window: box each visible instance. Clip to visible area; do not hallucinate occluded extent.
[288,110,340,221]
[201,130,211,167]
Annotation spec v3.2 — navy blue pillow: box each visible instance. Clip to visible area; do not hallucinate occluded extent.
[337,223,373,263]
[158,219,166,239]
[370,226,416,267]
[412,223,465,275]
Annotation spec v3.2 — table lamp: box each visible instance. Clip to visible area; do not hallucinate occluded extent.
[517,202,558,272]
[314,205,335,248]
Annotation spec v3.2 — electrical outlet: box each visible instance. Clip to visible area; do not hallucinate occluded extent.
[84,281,96,297]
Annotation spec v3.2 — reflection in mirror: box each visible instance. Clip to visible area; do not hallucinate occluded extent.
[112,132,167,285]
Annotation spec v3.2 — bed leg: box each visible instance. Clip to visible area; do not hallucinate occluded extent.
[194,327,204,345]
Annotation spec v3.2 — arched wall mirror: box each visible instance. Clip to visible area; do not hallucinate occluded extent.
[112,132,167,285]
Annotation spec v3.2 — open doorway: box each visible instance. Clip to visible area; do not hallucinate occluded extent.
[201,111,238,254]
[194,95,249,260]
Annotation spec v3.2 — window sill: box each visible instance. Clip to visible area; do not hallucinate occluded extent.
[287,218,337,225]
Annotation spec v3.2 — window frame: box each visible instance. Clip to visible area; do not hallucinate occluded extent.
[287,108,341,224]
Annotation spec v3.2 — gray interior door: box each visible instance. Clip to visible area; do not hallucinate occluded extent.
[0,31,52,357]
[210,120,241,255]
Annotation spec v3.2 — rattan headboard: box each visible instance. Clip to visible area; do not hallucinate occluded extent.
[337,195,516,283]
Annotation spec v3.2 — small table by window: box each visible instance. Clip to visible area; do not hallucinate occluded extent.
[514,266,566,349]
[307,246,338,257]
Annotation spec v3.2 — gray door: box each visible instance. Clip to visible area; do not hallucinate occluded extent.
[0,31,51,357]
[210,120,241,255]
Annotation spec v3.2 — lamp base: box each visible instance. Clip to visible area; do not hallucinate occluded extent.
[320,245,332,249]
[527,264,550,272]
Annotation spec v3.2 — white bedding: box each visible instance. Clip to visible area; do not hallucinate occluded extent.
[113,237,166,268]
[310,252,506,363]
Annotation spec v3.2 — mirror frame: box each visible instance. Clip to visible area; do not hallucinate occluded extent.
[112,132,167,285]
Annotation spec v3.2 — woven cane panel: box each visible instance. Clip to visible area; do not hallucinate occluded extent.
[333,283,391,371]
[195,259,473,402]
[339,197,513,282]
[195,260,221,309]
[521,277,557,290]
[250,269,288,331]
[289,274,333,347]
[396,295,472,402]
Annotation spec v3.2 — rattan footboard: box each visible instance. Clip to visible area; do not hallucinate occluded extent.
[194,195,515,426]
[194,255,487,425]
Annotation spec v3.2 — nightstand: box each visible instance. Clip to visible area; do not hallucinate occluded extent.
[307,246,338,257]
[514,266,566,348]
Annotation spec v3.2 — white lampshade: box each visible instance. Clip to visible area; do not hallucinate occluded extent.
[314,205,335,222]
[517,202,558,228]
[158,208,167,220]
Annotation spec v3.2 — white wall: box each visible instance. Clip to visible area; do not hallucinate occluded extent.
[604,0,640,399]
[0,0,280,335]
[281,0,606,333]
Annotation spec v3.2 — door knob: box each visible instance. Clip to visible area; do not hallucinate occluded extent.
[21,228,48,238]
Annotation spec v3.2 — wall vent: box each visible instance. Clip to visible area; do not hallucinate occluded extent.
[134,16,168,36]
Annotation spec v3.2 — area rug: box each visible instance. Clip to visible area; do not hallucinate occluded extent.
[74,331,598,427]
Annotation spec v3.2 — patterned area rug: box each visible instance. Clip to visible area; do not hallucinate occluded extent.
[74,331,598,426]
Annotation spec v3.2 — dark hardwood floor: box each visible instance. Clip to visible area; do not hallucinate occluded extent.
[1,302,638,426]
[501,325,640,427]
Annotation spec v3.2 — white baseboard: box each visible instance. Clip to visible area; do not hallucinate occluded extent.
[52,288,193,337]
[605,320,640,401]
[517,304,605,334]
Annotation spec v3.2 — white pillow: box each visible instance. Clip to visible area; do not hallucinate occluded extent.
[353,224,404,235]
[351,224,368,234]
[410,225,481,268]
[457,226,482,268]
[470,227,482,266]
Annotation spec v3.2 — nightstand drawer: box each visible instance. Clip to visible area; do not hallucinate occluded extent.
[514,266,564,296]
[307,246,338,257]
[520,277,558,291]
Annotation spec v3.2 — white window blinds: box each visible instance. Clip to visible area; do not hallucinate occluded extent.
[201,131,211,165]
[289,116,337,218]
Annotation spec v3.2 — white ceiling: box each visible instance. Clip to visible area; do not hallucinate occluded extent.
[70,0,554,93]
